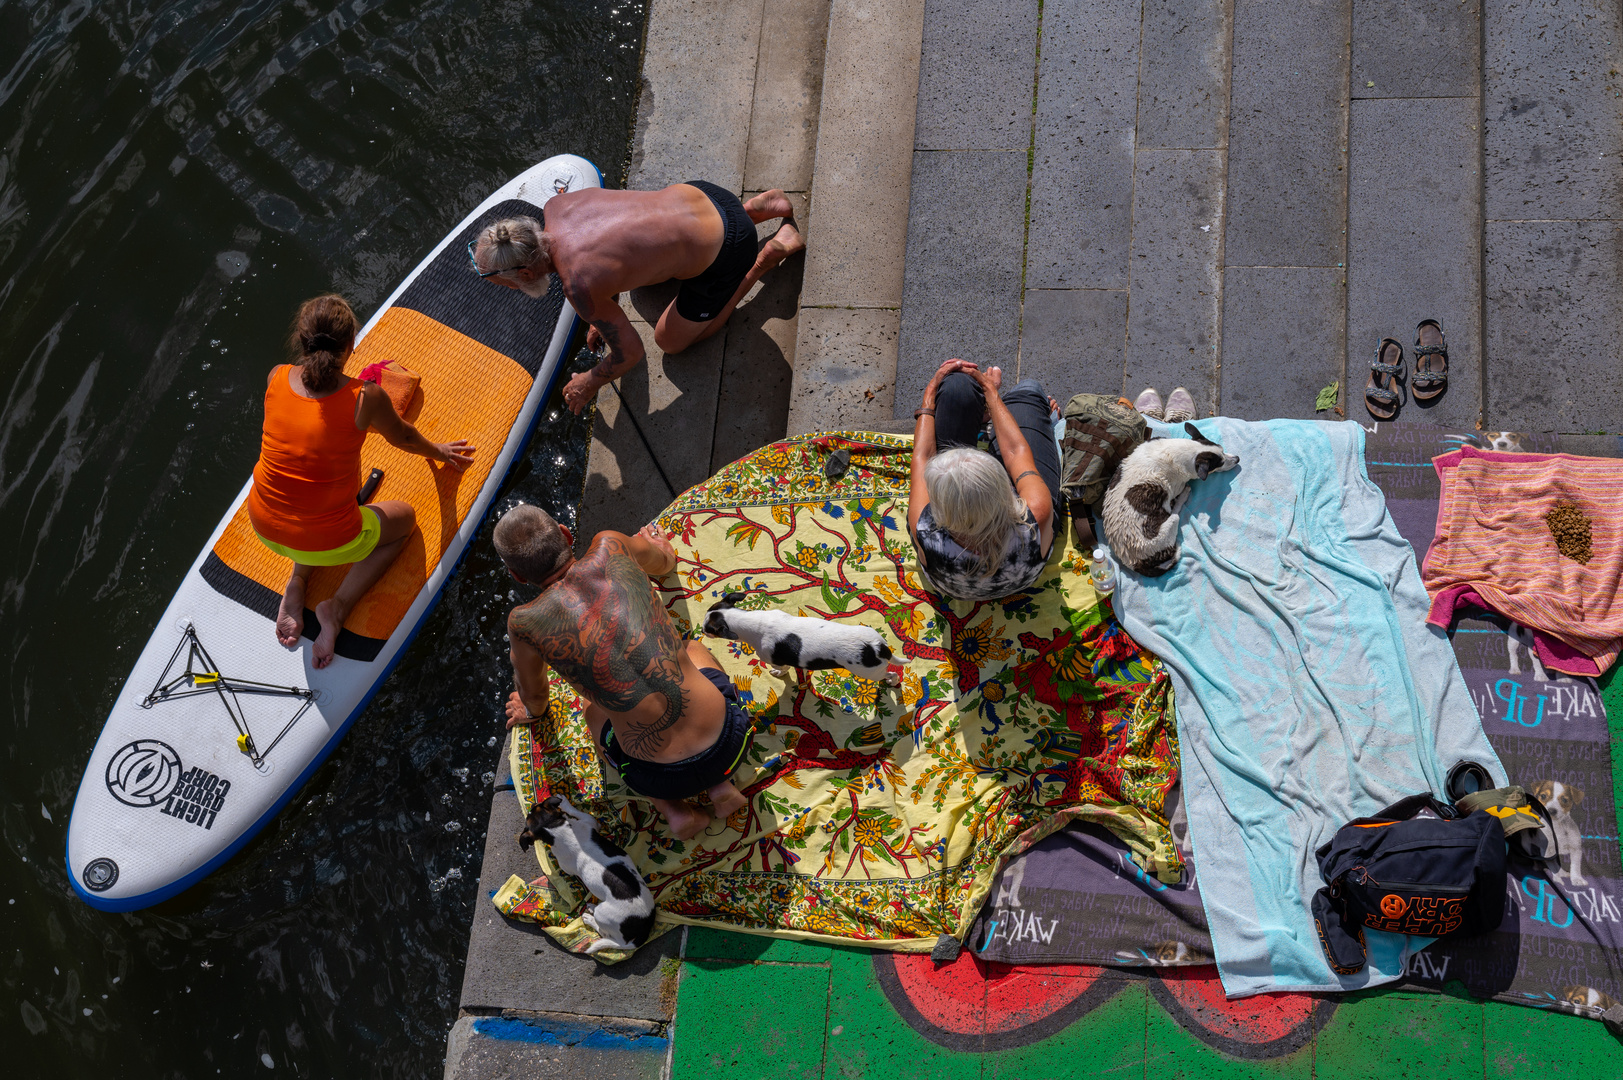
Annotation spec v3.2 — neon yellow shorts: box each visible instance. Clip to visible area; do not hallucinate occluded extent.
[255,505,382,566]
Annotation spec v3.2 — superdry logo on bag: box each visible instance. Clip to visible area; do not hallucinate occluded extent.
[1365,892,1465,936]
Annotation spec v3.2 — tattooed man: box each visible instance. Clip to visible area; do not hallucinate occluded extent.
[469,183,804,415]
[491,504,751,840]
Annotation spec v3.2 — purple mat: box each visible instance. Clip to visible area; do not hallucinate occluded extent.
[972,422,1623,1020]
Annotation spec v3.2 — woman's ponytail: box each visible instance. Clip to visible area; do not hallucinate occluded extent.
[289,295,358,394]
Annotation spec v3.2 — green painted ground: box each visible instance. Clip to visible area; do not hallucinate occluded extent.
[662,668,1623,1079]
[669,929,1623,1079]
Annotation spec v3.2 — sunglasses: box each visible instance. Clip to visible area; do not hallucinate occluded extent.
[466,239,517,278]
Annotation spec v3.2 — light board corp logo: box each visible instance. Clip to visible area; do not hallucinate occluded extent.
[105,739,182,808]
[82,858,119,893]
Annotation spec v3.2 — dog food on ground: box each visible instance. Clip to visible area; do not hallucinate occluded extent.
[1544,501,1593,564]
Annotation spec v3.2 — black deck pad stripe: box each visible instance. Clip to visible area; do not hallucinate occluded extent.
[392,199,567,375]
[200,553,385,663]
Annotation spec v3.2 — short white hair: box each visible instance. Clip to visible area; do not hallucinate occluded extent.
[923,448,1024,574]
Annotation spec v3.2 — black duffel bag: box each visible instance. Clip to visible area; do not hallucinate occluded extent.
[1311,793,1507,974]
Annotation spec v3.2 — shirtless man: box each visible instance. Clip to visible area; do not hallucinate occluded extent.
[492,503,751,839]
[467,182,804,414]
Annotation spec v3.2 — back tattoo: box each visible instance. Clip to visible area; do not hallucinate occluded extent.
[511,535,687,758]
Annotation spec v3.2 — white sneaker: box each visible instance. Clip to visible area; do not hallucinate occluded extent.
[1164,387,1197,424]
[1134,388,1164,420]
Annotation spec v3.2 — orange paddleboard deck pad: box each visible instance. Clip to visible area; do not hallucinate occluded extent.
[67,155,600,911]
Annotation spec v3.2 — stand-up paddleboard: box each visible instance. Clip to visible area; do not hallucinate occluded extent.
[66,154,601,911]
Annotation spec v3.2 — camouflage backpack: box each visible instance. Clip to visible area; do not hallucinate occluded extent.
[1059,394,1148,509]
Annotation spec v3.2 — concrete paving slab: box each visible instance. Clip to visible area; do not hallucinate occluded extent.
[895,149,1029,415]
[459,788,681,1022]
[1484,219,1623,431]
[1137,0,1233,150]
[1024,0,1139,290]
[743,0,832,194]
[1315,992,1484,1080]
[1124,149,1226,413]
[1485,989,1623,1077]
[579,301,727,540]
[1483,0,1623,221]
[986,980,1151,1079]
[1225,0,1350,268]
[712,262,803,471]
[443,1013,668,1080]
[912,0,1039,151]
[1348,97,1482,430]
[1019,289,1128,399]
[797,0,926,310]
[787,306,901,435]
[1220,266,1347,421]
[672,960,831,1078]
[1351,0,1481,99]
[627,0,766,192]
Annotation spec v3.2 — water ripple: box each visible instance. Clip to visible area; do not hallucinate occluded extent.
[0,0,641,1074]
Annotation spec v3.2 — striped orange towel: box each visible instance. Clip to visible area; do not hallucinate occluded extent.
[1422,446,1623,672]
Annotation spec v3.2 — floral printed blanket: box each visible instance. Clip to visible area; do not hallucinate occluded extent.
[493,432,1181,960]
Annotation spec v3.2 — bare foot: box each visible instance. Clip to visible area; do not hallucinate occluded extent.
[743,188,795,222]
[276,576,306,648]
[657,798,713,841]
[759,220,805,268]
[311,599,342,669]
[707,781,748,820]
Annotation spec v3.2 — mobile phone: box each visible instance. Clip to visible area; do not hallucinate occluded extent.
[357,468,384,504]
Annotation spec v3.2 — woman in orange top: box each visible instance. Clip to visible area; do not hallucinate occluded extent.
[248,295,476,668]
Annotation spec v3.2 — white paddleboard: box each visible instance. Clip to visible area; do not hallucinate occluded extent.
[67,154,601,911]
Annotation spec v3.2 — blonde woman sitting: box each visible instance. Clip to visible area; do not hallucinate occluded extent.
[907,360,1060,601]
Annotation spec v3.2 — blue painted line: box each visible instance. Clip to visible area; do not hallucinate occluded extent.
[1366,461,1435,467]
[472,1016,667,1053]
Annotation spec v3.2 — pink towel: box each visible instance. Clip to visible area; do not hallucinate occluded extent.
[1422,446,1623,673]
[1427,584,1602,677]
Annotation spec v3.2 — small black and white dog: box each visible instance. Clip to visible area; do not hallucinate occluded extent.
[1101,422,1240,576]
[703,592,901,685]
[518,794,656,955]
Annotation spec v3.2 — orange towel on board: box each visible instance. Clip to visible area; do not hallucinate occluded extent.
[359,359,421,417]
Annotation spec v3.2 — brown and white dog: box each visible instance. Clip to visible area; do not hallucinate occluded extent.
[1478,431,1528,454]
[1559,985,1619,1017]
[1531,779,1586,886]
[1505,623,1569,683]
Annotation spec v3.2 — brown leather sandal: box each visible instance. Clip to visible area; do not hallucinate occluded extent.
[1411,320,1448,401]
[1365,338,1406,420]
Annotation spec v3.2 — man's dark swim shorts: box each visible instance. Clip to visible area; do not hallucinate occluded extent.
[675,180,757,323]
[600,667,754,801]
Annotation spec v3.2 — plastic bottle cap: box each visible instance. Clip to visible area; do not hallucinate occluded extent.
[1092,547,1107,560]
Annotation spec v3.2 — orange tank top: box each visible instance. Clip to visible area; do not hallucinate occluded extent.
[248,365,367,551]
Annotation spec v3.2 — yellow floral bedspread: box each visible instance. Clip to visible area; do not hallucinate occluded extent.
[494,432,1180,960]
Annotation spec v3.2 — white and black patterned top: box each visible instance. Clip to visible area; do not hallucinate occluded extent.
[913,504,1049,601]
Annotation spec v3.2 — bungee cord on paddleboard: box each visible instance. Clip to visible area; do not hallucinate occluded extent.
[143,624,316,771]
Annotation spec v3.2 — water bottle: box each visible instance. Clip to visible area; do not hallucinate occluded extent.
[1088,547,1117,596]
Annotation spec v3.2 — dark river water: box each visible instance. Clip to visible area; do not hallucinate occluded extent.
[0,2,642,1075]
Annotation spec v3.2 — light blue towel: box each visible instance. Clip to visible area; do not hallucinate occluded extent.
[1114,418,1504,996]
